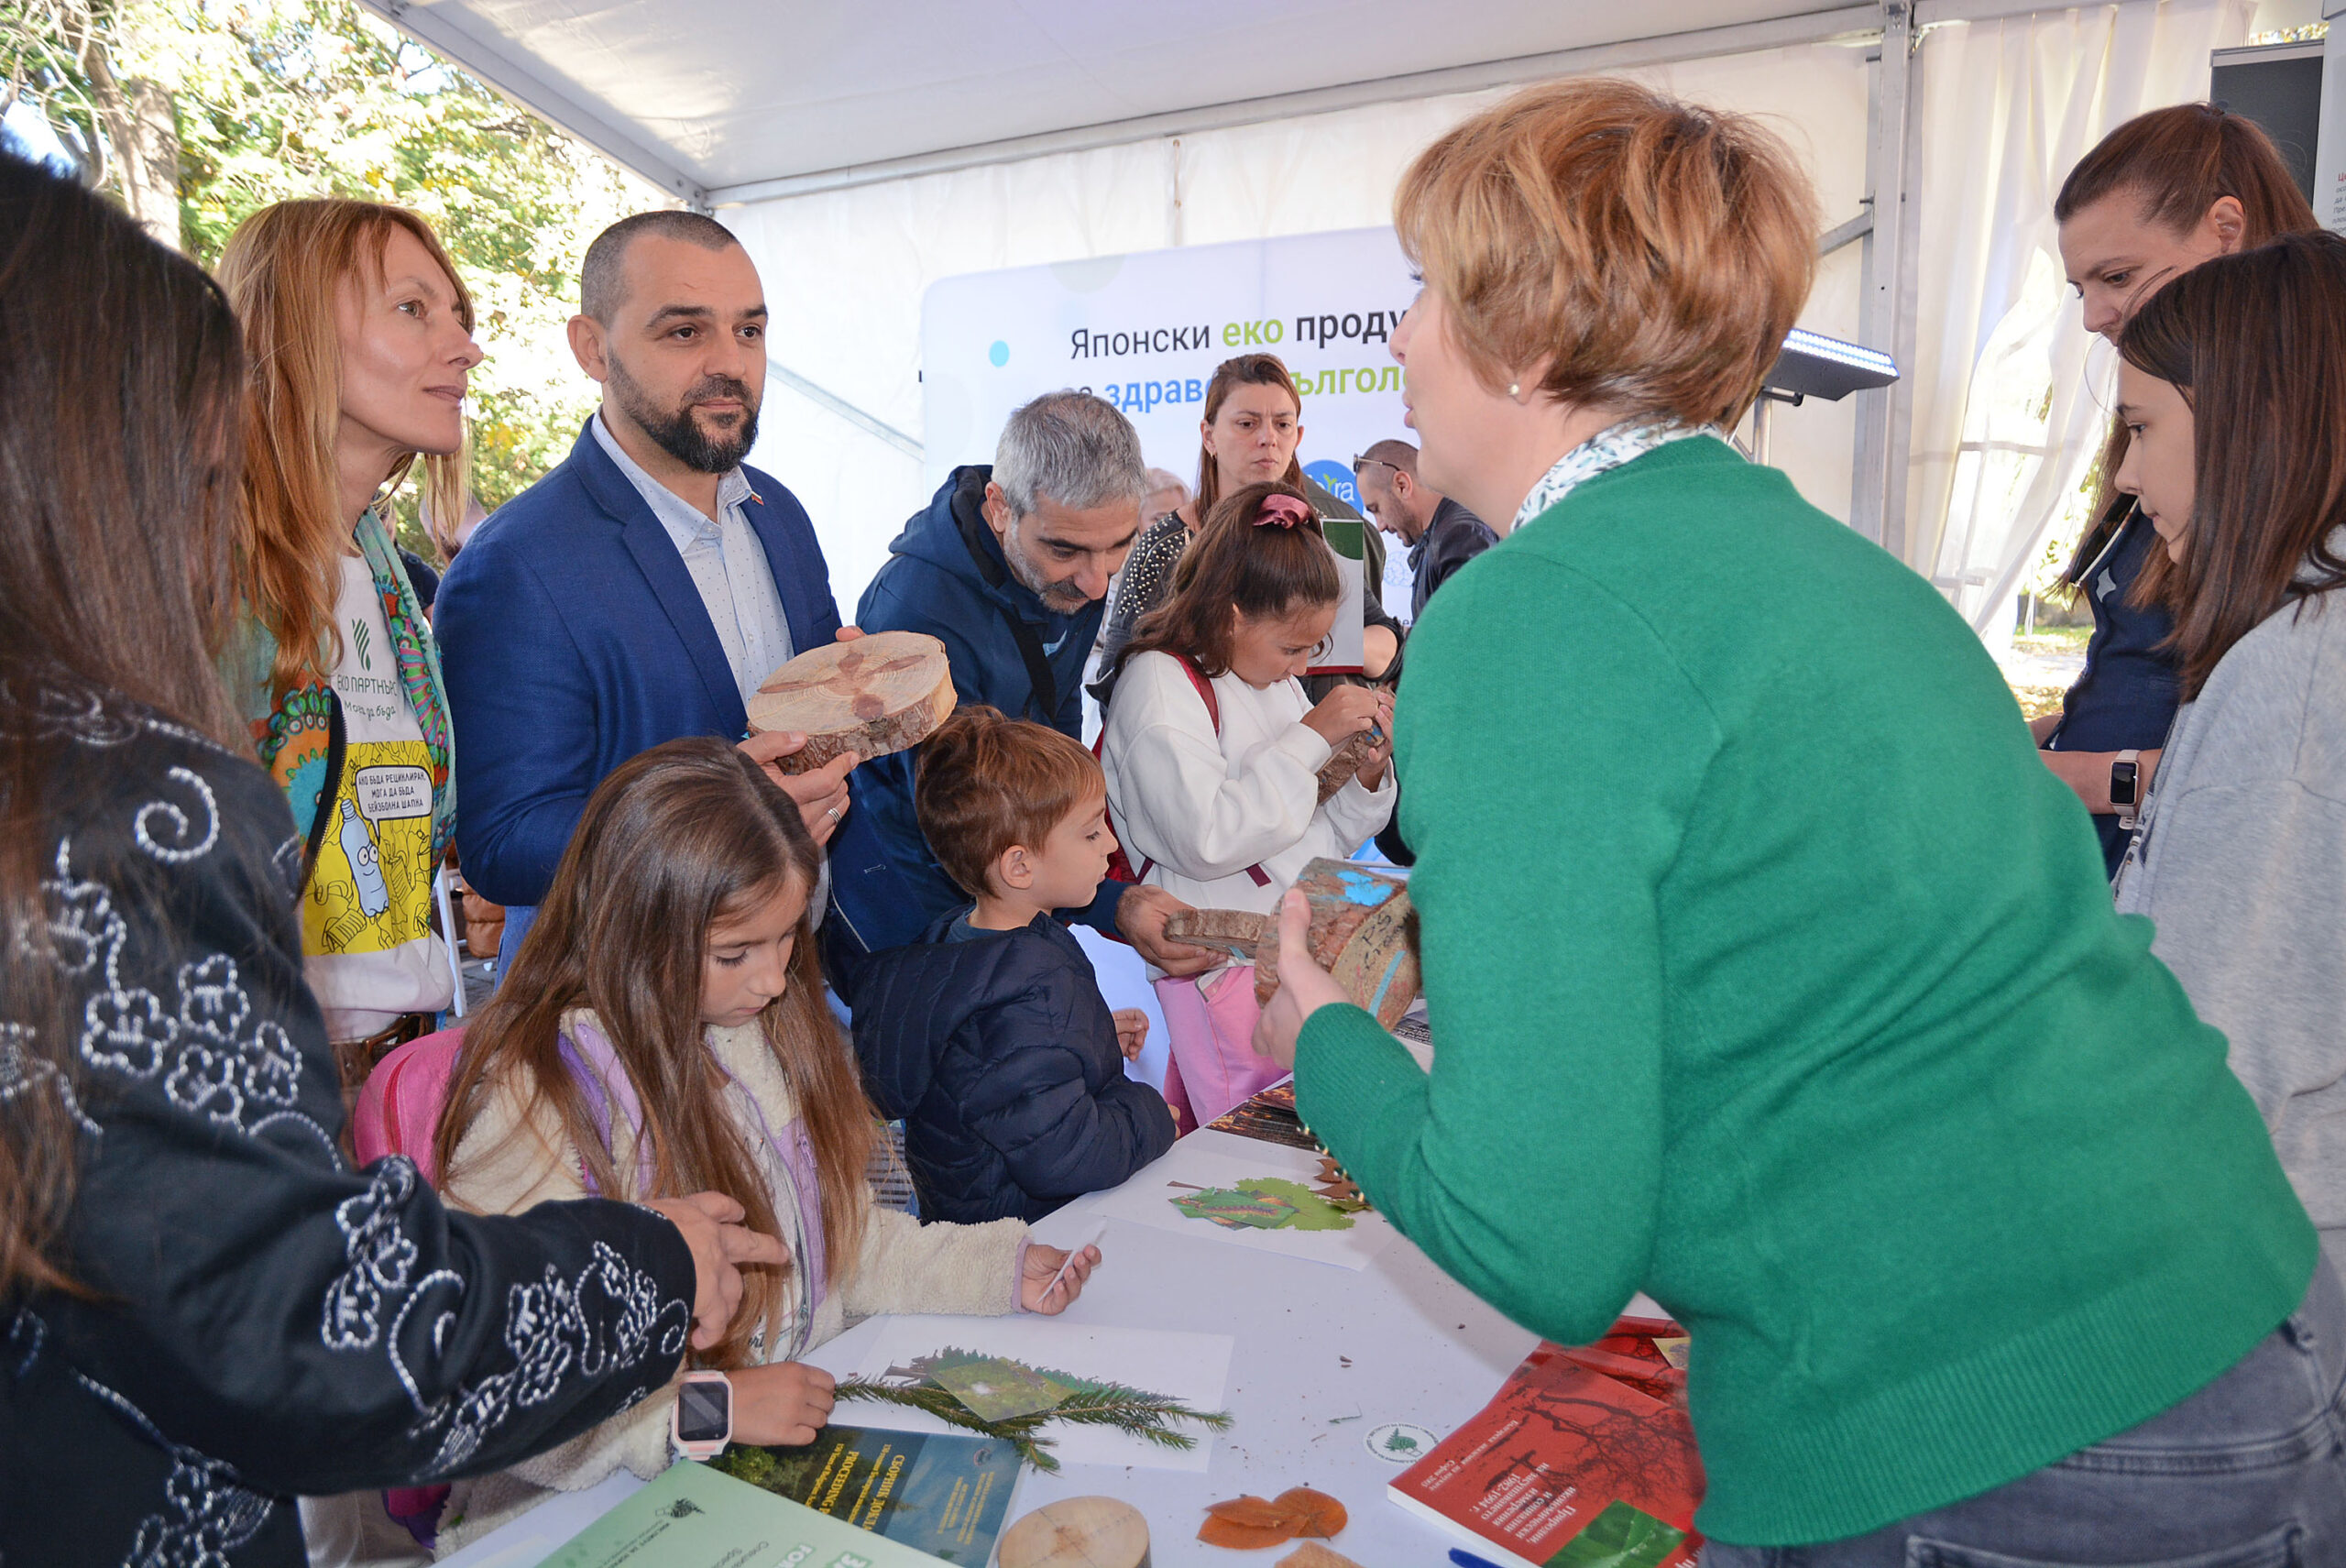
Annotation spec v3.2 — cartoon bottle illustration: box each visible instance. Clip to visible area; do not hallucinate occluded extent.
[338,798,390,918]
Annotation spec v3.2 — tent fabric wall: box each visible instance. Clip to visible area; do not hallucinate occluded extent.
[724,43,1870,612]
[1903,0,2251,645]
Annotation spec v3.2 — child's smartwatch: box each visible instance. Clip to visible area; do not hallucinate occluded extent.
[671,1370,733,1461]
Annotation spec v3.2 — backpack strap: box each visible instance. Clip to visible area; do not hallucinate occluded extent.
[1103,656,1270,888]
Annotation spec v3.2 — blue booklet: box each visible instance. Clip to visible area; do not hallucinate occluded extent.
[714,1424,1022,1564]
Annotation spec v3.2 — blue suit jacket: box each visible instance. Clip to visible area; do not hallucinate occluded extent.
[435,422,841,908]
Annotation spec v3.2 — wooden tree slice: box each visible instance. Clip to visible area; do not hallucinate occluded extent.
[999,1495,1151,1568]
[1165,907,1272,962]
[1251,858,1420,1029]
[1314,731,1377,804]
[743,631,954,773]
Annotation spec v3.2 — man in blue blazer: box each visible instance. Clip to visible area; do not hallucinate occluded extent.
[437,212,855,962]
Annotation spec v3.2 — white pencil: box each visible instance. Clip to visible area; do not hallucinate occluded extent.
[1044,1219,1107,1299]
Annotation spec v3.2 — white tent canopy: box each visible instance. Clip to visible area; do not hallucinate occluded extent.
[363,0,2284,629]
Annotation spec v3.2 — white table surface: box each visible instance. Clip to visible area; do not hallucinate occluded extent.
[446,1125,1560,1568]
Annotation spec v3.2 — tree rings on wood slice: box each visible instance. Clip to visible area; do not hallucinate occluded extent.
[1251,858,1420,1029]
[744,630,954,773]
[1165,907,1271,962]
[1000,1495,1150,1568]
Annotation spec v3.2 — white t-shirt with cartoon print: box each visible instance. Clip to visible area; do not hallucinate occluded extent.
[301,555,455,1039]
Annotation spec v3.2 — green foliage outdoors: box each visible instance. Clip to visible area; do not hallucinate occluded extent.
[3,0,664,558]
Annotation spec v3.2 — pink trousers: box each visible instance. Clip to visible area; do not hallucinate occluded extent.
[1153,963,1288,1131]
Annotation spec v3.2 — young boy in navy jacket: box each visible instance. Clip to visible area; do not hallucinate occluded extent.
[850,707,1176,1223]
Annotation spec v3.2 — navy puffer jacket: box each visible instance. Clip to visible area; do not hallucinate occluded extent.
[852,910,1175,1223]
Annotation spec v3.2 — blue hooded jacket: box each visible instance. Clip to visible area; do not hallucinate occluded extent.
[828,466,1124,981]
[852,910,1175,1224]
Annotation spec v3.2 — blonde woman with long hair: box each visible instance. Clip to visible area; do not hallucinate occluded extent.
[217,200,478,1086]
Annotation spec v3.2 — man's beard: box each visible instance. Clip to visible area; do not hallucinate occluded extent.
[1002,516,1092,613]
[608,353,759,474]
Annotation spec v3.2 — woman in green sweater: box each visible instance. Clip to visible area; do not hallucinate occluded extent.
[1253,79,2342,1560]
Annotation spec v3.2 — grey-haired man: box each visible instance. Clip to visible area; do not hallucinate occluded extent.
[828,390,1213,989]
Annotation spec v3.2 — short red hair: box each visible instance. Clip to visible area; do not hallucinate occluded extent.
[1396,76,1818,427]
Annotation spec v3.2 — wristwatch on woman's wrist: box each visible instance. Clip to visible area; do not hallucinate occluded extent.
[671,1370,733,1461]
[2110,749,2142,825]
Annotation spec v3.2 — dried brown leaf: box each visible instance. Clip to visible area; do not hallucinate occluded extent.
[1272,1486,1348,1538]
[1198,1514,1299,1549]
[1203,1495,1297,1530]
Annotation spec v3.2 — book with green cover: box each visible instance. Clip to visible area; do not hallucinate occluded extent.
[715,1425,1022,1563]
[537,1458,951,1568]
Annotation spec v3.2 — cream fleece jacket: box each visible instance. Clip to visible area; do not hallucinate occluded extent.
[429,1013,1028,1556]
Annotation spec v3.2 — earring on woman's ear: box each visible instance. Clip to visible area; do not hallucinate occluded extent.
[1507,382,1520,398]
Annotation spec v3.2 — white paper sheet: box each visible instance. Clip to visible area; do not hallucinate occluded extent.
[1088,1140,1401,1271]
[846,1317,1235,1473]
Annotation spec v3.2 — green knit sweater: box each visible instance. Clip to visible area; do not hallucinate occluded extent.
[1295,436,2314,1545]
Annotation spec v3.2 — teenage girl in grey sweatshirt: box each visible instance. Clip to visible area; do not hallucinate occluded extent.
[2107,233,2346,1283]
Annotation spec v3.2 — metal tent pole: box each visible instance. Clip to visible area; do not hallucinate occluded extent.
[1852,0,1920,559]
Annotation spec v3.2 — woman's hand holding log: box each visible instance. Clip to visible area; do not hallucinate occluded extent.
[1251,888,1353,1069]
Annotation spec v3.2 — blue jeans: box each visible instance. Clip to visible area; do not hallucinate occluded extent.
[1704,1258,2346,1567]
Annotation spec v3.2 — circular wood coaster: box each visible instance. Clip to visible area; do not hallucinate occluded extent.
[997,1495,1151,1568]
[743,630,954,773]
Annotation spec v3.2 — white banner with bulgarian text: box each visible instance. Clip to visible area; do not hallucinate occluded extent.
[920,226,1421,621]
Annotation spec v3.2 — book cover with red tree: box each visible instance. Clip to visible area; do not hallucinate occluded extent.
[1387,1330,1703,1568]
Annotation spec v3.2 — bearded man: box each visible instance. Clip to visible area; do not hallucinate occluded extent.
[435,211,857,967]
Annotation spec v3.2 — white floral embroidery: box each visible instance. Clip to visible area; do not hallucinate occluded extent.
[134,767,220,864]
[70,1373,273,1568]
[1511,420,1722,534]
[400,1243,688,1475]
[319,1160,690,1475]
[0,1022,101,1137]
[322,1159,429,1353]
[45,835,320,1144]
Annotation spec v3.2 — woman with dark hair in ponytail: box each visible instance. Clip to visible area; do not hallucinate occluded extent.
[2048,104,2319,875]
[2110,229,2346,1288]
[0,154,773,1568]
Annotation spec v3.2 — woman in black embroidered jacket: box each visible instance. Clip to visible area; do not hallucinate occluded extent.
[0,154,778,1567]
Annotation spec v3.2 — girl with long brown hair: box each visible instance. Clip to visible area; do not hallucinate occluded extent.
[428,736,1098,1550]
[2110,229,2346,1286]
[215,199,479,1084]
[1099,482,1393,1127]
[1091,353,1400,702]
[2047,104,2319,875]
[0,150,767,1568]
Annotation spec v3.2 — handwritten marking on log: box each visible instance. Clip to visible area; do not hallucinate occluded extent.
[1251,858,1420,1029]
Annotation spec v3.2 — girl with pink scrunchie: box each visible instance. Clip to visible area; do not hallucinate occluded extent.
[1097,481,1396,1128]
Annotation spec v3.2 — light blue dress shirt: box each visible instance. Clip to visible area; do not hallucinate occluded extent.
[591,411,795,701]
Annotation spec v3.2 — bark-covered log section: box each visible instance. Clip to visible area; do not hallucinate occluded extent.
[745,631,955,773]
